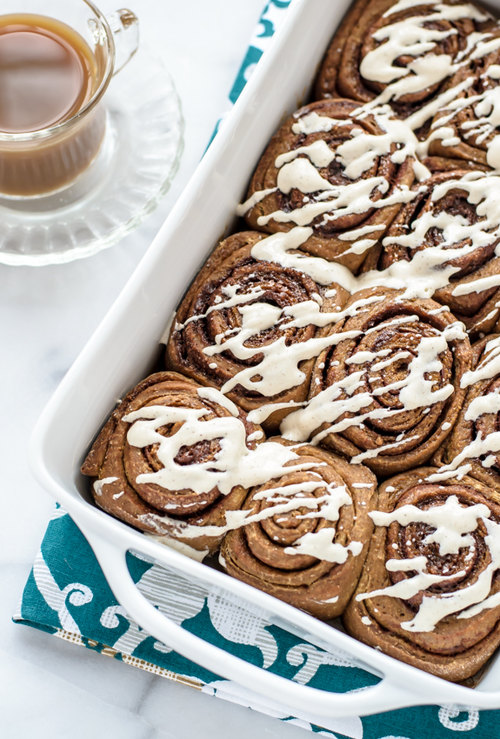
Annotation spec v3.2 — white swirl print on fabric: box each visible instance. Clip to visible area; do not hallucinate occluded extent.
[286,643,359,684]
[32,551,93,635]
[99,565,206,654]
[438,705,480,732]
[99,561,279,666]
[207,591,278,669]
[135,563,208,653]
[100,603,127,629]
[99,604,150,654]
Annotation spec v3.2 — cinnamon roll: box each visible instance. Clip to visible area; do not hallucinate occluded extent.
[81,371,266,554]
[315,0,494,131]
[344,468,500,682]
[238,98,416,273]
[220,440,377,619]
[280,288,472,476]
[434,334,500,490]
[429,31,500,170]
[165,230,349,431]
[379,170,500,338]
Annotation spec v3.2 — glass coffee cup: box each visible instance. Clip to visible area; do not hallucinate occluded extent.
[0,1,139,198]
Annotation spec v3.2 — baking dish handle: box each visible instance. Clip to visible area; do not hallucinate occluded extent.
[87,531,437,719]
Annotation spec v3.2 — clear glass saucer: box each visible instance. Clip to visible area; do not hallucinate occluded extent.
[0,46,184,266]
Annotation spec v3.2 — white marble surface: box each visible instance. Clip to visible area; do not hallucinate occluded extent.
[0,1,345,737]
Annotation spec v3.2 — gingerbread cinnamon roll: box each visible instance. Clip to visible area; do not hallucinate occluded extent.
[344,468,500,682]
[280,288,472,476]
[315,0,494,130]
[81,371,266,554]
[429,31,500,170]
[220,440,377,619]
[166,230,349,431]
[238,99,416,273]
[434,334,500,490]
[379,170,500,338]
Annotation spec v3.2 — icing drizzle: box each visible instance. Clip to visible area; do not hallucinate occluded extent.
[115,3,500,627]
[123,387,365,566]
[356,495,500,632]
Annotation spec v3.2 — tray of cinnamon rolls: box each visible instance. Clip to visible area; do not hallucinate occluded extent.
[31,0,500,717]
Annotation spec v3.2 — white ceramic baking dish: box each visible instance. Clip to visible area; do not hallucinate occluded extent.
[30,0,500,718]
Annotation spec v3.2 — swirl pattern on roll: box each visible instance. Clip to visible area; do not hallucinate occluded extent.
[166,230,349,430]
[280,288,472,476]
[80,372,265,553]
[238,99,416,273]
[375,170,500,337]
[434,334,500,488]
[343,468,500,682]
[315,0,494,129]
[429,31,500,170]
[220,440,377,619]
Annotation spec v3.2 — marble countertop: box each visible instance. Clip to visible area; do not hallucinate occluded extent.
[1,1,333,737]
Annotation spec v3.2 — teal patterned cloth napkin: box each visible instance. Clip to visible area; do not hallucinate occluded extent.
[14,2,500,737]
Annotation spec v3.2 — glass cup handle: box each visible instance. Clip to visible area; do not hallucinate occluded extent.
[107,9,140,75]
